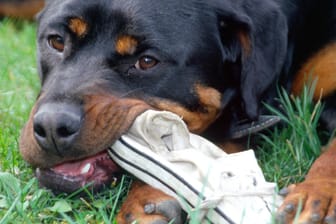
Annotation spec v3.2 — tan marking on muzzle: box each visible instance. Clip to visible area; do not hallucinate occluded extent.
[150,84,222,134]
[19,93,151,168]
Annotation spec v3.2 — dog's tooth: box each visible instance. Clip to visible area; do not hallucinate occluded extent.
[81,163,91,174]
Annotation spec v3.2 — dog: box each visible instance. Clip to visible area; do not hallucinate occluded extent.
[13,0,336,223]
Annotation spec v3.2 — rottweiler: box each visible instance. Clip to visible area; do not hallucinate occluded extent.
[13,0,336,223]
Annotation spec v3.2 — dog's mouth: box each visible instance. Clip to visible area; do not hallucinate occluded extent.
[35,150,122,194]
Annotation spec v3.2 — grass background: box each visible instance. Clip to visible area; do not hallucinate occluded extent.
[0,19,333,223]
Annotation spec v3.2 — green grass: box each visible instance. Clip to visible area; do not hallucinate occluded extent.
[0,20,37,174]
[257,85,326,188]
[0,19,333,223]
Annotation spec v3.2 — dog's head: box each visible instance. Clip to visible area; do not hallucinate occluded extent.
[20,0,287,192]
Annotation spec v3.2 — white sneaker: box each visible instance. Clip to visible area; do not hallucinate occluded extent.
[108,110,282,224]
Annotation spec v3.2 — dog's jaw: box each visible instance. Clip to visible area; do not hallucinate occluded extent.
[19,94,151,193]
[35,150,121,194]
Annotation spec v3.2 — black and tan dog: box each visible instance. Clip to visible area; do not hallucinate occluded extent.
[6,0,336,223]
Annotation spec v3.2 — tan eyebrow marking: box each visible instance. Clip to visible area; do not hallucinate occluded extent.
[115,35,138,55]
[68,17,88,38]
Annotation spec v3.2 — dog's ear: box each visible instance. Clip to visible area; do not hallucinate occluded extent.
[213,0,287,120]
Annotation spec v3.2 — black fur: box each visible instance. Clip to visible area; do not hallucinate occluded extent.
[33,0,336,141]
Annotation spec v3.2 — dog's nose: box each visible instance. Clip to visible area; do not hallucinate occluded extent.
[33,103,82,155]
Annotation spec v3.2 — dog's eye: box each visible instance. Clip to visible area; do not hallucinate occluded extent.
[48,35,65,52]
[135,56,158,70]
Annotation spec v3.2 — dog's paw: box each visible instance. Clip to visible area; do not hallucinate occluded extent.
[117,181,184,224]
[276,180,336,224]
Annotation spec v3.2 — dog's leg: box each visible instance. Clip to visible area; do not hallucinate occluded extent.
[292,41,336,131]
[292,42,336,101]
[277,139,336,223]
[117,180,184,224]
[0,0,44,20]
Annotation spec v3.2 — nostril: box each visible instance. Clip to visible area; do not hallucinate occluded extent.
[56,114,81,138]
[34,123,47,138]
[32,102,83,154]
[57,126,76,138]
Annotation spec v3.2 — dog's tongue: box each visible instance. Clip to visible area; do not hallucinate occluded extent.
[52,151,117,177]
[36,150,122,194]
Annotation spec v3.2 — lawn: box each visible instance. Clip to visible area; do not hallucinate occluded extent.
[0,19,332,223]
